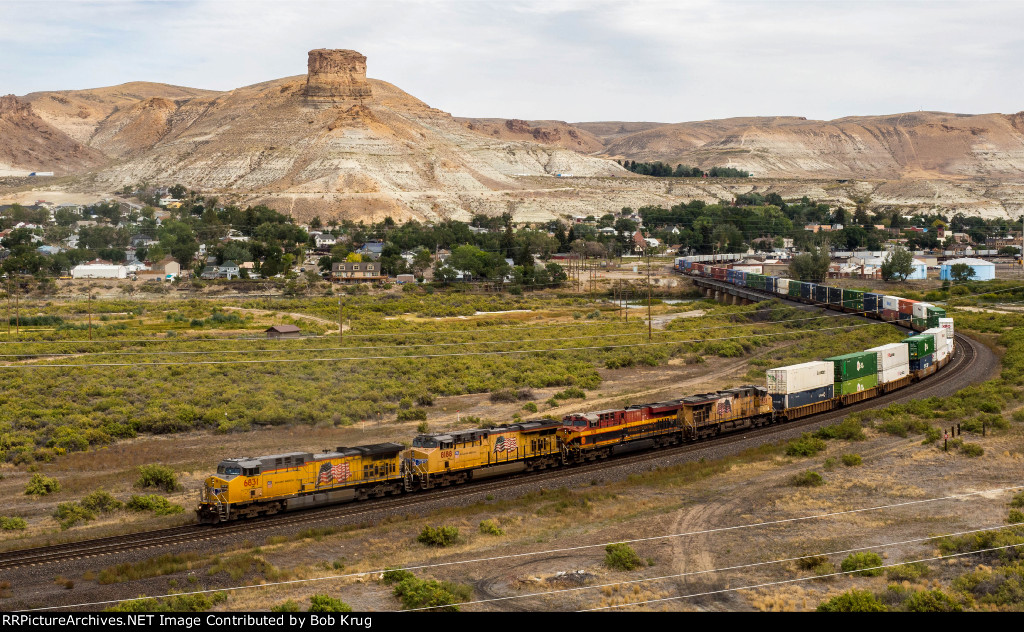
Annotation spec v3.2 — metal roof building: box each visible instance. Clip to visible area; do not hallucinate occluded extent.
[939,257,996,281]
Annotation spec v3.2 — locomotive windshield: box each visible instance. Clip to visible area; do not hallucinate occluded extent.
[217,463,242,476]
[412,437,439,448]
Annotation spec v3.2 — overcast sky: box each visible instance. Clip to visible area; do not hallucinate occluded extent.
[2,0,1021,123]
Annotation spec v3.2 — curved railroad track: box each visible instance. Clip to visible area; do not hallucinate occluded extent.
[0,331,988,573]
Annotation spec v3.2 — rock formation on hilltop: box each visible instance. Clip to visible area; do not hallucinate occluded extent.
[303,49,372,104]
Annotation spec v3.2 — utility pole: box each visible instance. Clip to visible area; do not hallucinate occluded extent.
[5,278,10,337]
[646,249,652,342]
[14,278,20,337]
[338,297,343,344]
[88,285,93,341]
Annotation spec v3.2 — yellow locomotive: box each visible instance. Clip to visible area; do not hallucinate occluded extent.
[197,443,404,523]
[678,385,773,440]
[402,420,562,490]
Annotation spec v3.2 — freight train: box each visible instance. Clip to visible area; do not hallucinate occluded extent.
[196,266,955,523]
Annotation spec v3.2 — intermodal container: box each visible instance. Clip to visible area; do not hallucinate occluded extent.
[788,280,802,298]
[843,289,865,311]
[765,276,777,294]
[904,334,935,360]
[835,373,878,396]
[866,342,910,372]
[898,298,916,316]
[882,296,901,312]
[801,282,813,300]
[910,354,933,372]
[864,293,882,313]
[814,284,829,303]
[879,364,910,384]
[771,384,834,411]
[736,270,747,286]
[912,302,932,320]
[713,267,727,281]
[726,269,737,283]
[927,306,945,328]
[827,286,843,306]
[825,351,878,381]
[912,316,928,330]
[766,360,834,394]
[939,317,954,351]
[881,309,899,321]
[749,274,765,290]
[777,278,790,295]
[924,328,948,358]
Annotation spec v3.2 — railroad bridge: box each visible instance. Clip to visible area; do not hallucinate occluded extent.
[690,277,772,305]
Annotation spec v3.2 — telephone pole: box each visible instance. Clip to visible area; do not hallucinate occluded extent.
[646,249,652,342]
[338,297,343,344]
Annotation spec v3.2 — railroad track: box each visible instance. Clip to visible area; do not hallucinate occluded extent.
[0,332,985,572]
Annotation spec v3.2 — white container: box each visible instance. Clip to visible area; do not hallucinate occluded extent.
[912,302,933,319]
[939,317,954,351]
[766,361,834,394]
[934,343,949,362]
[879,364,910,384]
[924,327,947,352]
[777,278,790,294]
[866,342,910,371]
[882,295,901,311]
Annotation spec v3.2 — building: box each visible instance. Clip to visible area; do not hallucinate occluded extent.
[940,257,996,281]
[136,257,181,282]
[200,260,240,280]
[266,324,301,339]
[71,263,127,279]
[331,261,384,282]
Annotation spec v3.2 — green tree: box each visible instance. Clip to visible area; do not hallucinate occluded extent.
[948,262,975,283]
[789,245,831,282]
[881,245,914,281]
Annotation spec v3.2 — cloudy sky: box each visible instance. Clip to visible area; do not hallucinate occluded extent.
[2,0,1021,123]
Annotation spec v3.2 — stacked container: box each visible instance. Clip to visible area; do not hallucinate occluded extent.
[801,283,814,300]
[939,317,955,353]
[905,333,936,371]
[777,278,790,296]
[881,295,901,321]
[898,298,916,322]
[927,305,946,328]
[826,351,879,396]
[814,284,829,304]
[924,327,949,363]
[765,276,777,293]
[766,361,834,410]
[827,286,843,307]
[864,292,882,314]
[843,289,865,311]
[789,281,802,298]
[866,342,910,384]
[912,302,933,330]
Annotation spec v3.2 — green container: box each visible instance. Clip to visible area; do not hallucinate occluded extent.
[835,373,879,396]
[904,334,935,360]
[842,289,864,311]
[912,317,928,329]
[927,306,945,328]
[788,281,802,298]
[825,351,878,381]
[748,273,765,290]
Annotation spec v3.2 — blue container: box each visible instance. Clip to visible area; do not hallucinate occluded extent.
[864,292,881,313]
[765,277,777,294]
[727,269,737,284]
[800,282,813,300]
[910,354,933,371]
[736,271,747,286]
[814,284,829,303]
[770,384,835,411]
[827,286,842,306]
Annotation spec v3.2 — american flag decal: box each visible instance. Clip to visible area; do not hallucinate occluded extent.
[317,461,351,486]
[493,434,518,453]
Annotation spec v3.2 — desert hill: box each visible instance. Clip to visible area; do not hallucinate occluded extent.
[2,49,1023,221]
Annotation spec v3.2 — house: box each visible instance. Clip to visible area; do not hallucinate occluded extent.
[266,324,301,339]
[331,261,384,283]
[356,240,385,258]
[200,260,239,280]
[313,232,337,249]
[396,273,416,284]
[136,257,181,282]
